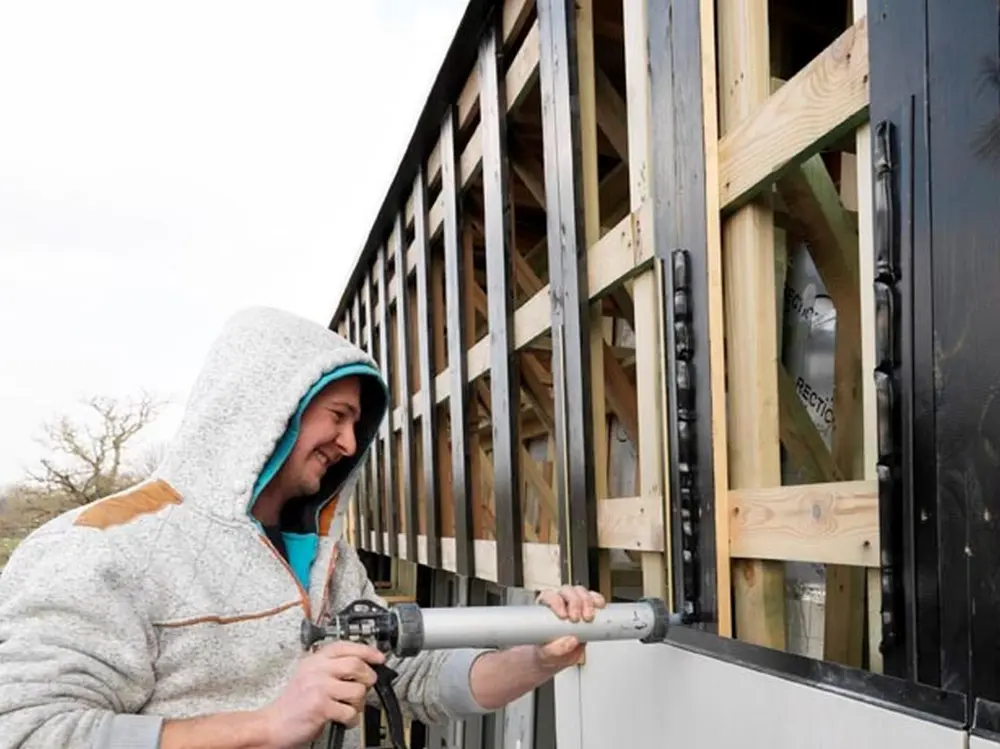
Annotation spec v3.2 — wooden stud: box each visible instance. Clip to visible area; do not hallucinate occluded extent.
[537,0,599,589]
[414,165,441,569]
[622,0,669,603]
[393,215,417,562]
[377,243,399,559]
[479,8,524,588]
[345,299,364,550]
[694,0,732,635]
[362,273,383,555]
[573,0,614,600]
[431,255,452,541]
[717,0,787,650]
[351,292,371,551]
[441,106,474,577]
[851,0,881,675]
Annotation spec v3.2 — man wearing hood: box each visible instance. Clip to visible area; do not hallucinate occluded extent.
[0,306,604,749]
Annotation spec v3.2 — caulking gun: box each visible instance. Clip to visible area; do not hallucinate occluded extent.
[301,596,689,749]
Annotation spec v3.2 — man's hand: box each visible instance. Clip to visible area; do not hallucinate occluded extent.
[256,640,385,748]
[159,640,386,749]
[533,585,606,671]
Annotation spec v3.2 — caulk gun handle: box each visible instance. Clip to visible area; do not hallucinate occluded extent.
[326,722,346,749]
[325,663,406,749]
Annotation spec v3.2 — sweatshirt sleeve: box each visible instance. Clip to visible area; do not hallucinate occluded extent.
[338,545,494,726]
[0,525,161,749]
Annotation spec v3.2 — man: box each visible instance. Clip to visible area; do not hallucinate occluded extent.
[0,306,605,749]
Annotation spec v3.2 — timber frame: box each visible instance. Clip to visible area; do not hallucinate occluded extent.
[328,0,1000,743]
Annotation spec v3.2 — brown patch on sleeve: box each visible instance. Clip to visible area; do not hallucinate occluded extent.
[318,495,340,536]
[74,480,182,530]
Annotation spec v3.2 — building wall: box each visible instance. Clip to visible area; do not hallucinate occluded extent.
[554,640,966,749]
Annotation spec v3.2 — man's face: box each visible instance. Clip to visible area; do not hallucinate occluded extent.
[282,376,362,497]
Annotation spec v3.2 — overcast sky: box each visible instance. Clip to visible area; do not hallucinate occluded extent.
[0,0,468,485]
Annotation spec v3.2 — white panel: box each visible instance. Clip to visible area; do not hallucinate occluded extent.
[972,738,1000,748]
[553,665,583,749]
[501,587,539,749]
[555,640,966,749]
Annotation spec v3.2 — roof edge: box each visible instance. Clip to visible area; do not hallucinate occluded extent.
[328,0,497,330]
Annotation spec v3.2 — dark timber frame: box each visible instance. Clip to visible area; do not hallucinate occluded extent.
[868,0,931,685]
[413,165,441,570]
[377,243,398,559]
[870,0,1000,733]
[362,272,382,556]
[479,6,524,589]
[440,104,474,579]
[393,213,418,563]
[647,0,718,625]
[326,0,1000,743]
[536,0,598,590]
[346,298,364,549]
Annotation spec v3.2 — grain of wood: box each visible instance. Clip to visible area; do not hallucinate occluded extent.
[699,0,732,637]
[718,16,869,213]
[718,0,787,651]
[597,497,665,552]
[729,480,879,566]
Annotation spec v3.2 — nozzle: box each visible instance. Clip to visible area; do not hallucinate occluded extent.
[636,598,698,643]
[301,618,327,649]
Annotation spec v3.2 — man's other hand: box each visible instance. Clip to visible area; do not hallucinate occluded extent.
[533,585,606,671]
[257,640,385,748]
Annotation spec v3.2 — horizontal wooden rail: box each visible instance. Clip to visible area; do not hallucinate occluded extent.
[718,15,869,213]
[729,480,879,567]
[373,532,562,590]
[361,478,873,587]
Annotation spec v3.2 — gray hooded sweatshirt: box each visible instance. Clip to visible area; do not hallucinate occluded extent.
[0,306,490,748]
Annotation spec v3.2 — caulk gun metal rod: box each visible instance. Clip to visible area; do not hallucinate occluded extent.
[412,601,674,651]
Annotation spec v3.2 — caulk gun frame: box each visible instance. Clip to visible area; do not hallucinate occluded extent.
[300,596,689,657]
[388,596,682,656]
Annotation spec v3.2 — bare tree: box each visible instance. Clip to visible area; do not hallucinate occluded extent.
[133,441,168,479]
[26,391,166,506]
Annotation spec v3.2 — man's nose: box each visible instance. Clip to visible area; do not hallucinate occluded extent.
[337,426,357,457]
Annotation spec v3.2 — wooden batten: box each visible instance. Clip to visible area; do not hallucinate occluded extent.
[717,0,787,651]
[392,214,417,562]
[376,243,398,559]
[440,102,473,579]
[479,8,523,588]
[413,164,441,569]
[536,0,600,588]
[361,275,382,554]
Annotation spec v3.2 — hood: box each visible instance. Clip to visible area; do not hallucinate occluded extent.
[155,306,389,537]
